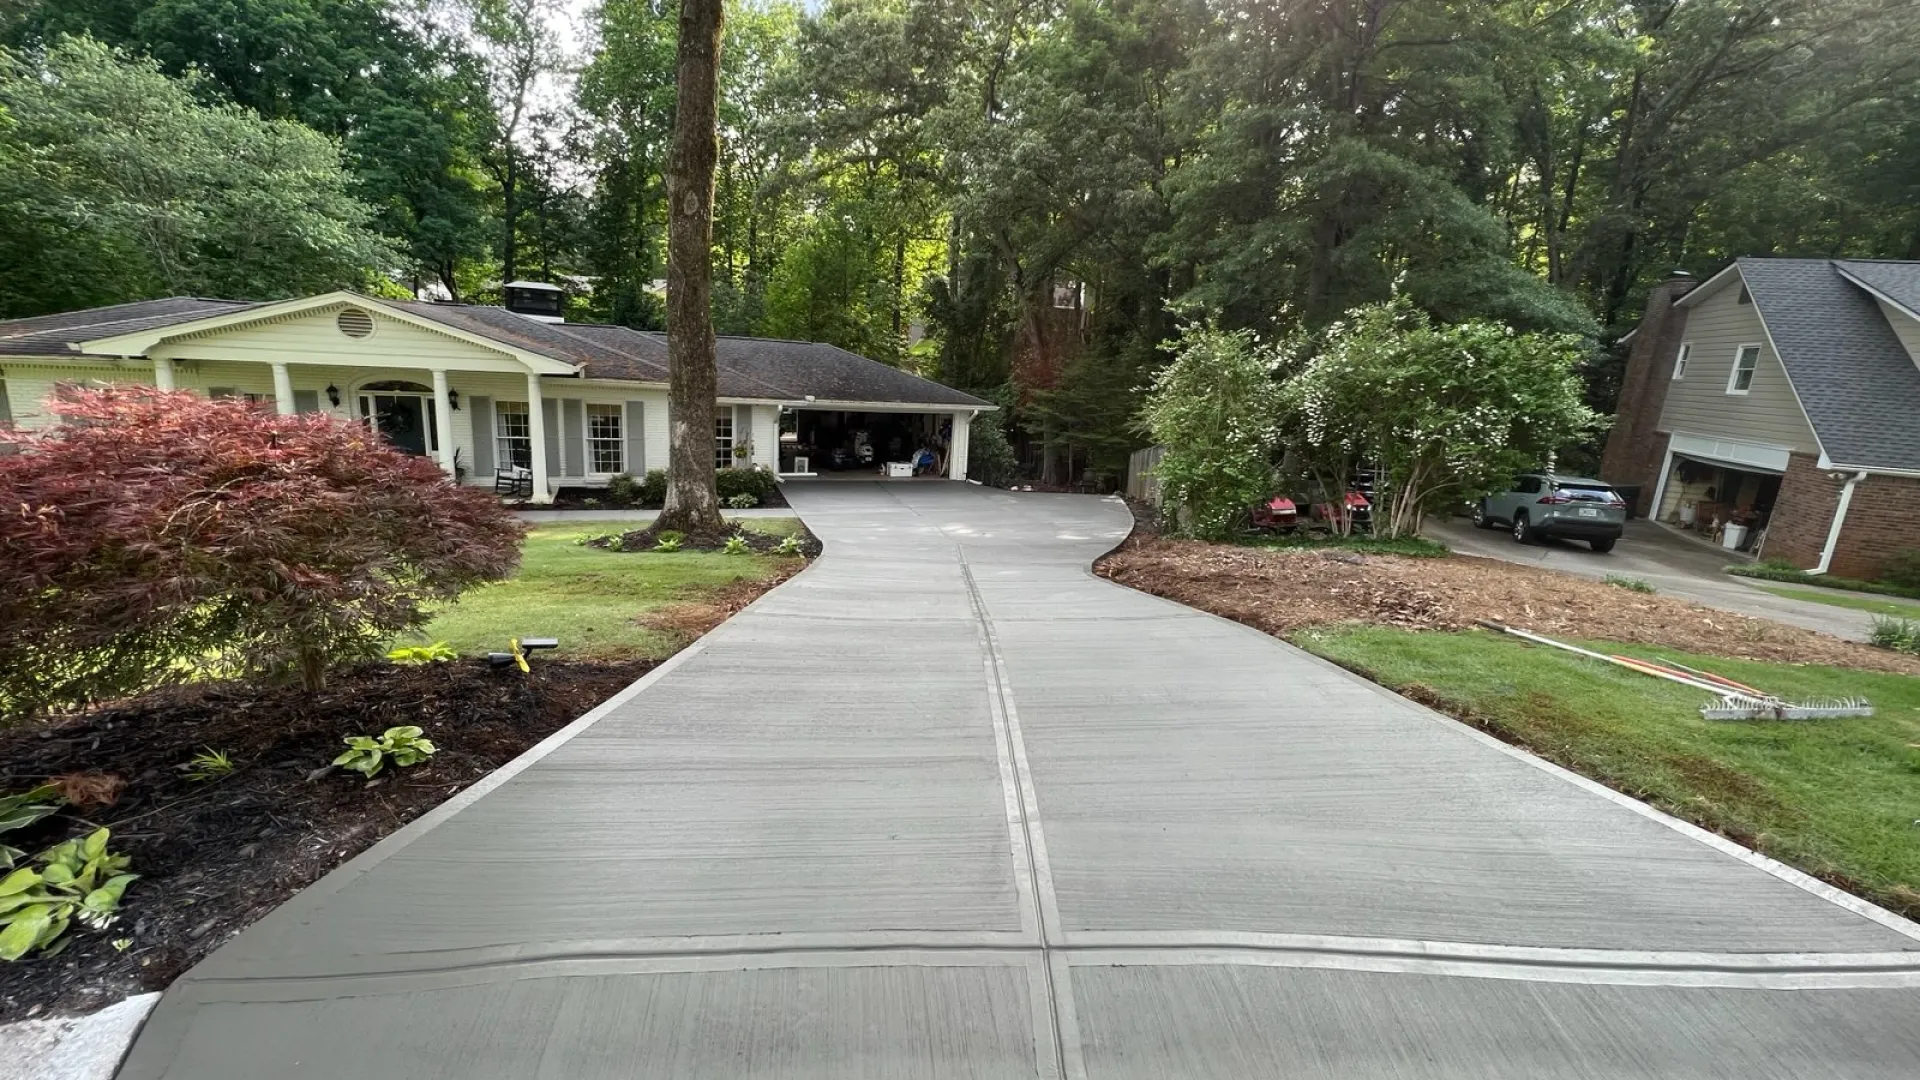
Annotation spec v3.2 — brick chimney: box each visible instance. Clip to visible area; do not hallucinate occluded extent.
[1599,270,1699,515]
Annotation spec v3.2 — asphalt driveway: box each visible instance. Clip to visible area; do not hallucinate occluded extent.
[1424,515,1889,640]
[119,482,1920,1079]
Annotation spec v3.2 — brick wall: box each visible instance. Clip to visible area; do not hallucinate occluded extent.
[1763,454,1840,570]
[1600,275,1697,514]
[1763,454,1920,578]
[1831,472,1920,581]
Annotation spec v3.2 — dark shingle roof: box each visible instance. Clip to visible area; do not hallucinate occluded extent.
[0,294,991,410]
[1738,258,1920,471]
[1835,260,1920,318]
[0,298,258,356]
[398,302,989,407]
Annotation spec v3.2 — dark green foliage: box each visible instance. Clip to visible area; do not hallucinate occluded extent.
[1867,617,1920,656]
[714,467,777,507]
[641,469,669,507]
[1883,551,1920,592]
[966,410,1019,489]
[1728,562,1920,601]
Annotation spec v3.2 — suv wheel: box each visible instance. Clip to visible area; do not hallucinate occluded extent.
[1471,501,1493,529]
[1512,512,1534,544]
[1590,538,1616,553]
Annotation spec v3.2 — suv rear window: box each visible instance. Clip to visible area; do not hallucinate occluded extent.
[1554,484,1619,503]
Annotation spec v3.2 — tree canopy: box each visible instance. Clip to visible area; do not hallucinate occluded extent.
[4,0,1916,480]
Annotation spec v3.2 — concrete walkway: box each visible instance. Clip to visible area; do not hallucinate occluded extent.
[1425,515,1885,641]
[120,482,1920,1078]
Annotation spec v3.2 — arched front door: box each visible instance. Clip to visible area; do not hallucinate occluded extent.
[356,380,438,458]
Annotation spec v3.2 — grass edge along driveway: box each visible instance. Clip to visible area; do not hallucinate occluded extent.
[409,519,805,662]
[1296,625,1920,920]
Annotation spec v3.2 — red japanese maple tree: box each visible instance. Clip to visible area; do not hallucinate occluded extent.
[0,386,524,719]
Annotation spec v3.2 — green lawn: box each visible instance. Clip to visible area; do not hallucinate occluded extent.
[1295,625,1920,916]
[1752,584,1920,619]
[406,520,802,661]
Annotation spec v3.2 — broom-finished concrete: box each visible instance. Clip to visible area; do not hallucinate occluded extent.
[117,481,1920,1079]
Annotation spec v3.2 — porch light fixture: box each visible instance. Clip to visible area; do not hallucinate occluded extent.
[448,389,461,410]
[325,384,340,407]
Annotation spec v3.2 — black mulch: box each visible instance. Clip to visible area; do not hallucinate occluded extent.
[0,659,650,1020]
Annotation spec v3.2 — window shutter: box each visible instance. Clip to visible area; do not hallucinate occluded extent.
[734,405,749,465]
[542,398,561,476]
[470,396,494,475]
[292,390,319,414]
[625,401,646,474]
[562,399,585,476]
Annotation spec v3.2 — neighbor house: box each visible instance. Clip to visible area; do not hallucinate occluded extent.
[1601,258,1920,580]
[0,284,991,500]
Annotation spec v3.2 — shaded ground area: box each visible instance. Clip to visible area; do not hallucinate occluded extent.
[0,659,647,1019]
[1098,535,1920,675]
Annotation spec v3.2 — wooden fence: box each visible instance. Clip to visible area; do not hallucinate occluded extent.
[1126,445,1165,504]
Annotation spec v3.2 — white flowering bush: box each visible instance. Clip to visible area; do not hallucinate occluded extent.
[1140,327,1287,539]
[1281,296,1598,538]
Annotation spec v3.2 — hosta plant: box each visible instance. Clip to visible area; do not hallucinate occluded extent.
[334,726,437,779]
[0,785,63,870]
[386,642,457,665]
[774,535,802,557]
[0,828,136,961]
[724,534,751,555]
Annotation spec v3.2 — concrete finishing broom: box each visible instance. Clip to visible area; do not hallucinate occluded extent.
[1475,620,1874,721]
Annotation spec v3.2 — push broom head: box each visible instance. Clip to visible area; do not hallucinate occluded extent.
[1700,696,1875,721]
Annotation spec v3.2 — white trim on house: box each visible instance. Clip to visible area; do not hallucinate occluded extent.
[1673,263,1746,309]
[1812,471,1868,575]
[1724,343,1762,395]
[73,292,579,376]
[1740,280,1830,463]
[1665,432,1793,474]
[1672,342,1691,380]
[1833,266,1920,324]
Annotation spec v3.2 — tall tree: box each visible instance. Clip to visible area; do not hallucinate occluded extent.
[659,0,728,535]
[467,0,565,286]
[0,36,393,317]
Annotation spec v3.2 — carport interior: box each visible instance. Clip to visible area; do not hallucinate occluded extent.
[781,407,953,475]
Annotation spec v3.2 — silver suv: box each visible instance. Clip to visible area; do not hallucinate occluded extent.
[1472,473,1627,552]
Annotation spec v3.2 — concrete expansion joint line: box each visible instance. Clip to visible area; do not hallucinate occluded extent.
[872,482,1080,1080]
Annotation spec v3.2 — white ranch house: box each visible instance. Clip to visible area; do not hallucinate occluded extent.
[0,285,992,500]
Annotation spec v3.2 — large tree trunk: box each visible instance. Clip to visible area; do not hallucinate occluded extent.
[658,0,728,536]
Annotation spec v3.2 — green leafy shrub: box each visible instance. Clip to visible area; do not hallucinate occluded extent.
[1726,562,1920,601]
[606,534,628,552]
[967,411,1019,488]
[1869,617,1920,655]
[1884,550,1920,591]
[1605,575,1656,594]
[0,828,136,961]
[0,785,64,869]
[715,467,777,506]
[1140,326,1286,540]
[1279,295,1599,538]
[582,497,601,509]
[184,749,235,783]
[334,726,437,778]
[654,535,684,552]
[605,473,643,507]
[724,534,751,555]
[385,642,456,665]
[727,492,758,509]
[641,470,669,506]
[774,535,802,557]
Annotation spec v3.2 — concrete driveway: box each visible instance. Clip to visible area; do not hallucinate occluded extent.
[1425,515,1888,640]
[119,482,1920,1078]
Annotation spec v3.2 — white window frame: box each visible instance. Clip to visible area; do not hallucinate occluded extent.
[1672,343,1690,380]
[714,411,734,470]
[1726,344,1761,395]
[586,402,624,475]
[495,401,532,470]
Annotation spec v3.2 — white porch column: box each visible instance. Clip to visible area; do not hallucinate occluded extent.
[430,369,455,475]
[152,358,176,391]
[270,362,296,415]
[524,371,552,503]
[948,411,973,481]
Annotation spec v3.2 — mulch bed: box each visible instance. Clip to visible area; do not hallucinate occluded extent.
[591,521,824,557]
[518,485,793,512]
[1098,534,1920,675]
[0,659,651,1020]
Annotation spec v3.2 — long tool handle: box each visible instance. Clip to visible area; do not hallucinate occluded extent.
[1474,620,1737,698]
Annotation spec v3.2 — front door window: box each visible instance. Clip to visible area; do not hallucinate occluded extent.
[359,393,438,457]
